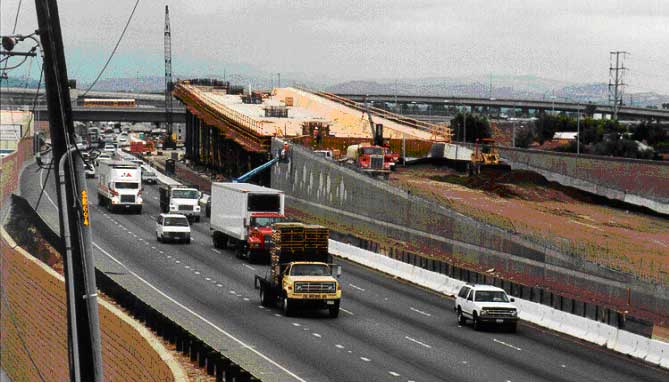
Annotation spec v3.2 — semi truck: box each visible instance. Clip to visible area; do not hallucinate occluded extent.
[210,182,286,263]
[159,184,202,222]
[97,160,143,213]
[254,223,341,317]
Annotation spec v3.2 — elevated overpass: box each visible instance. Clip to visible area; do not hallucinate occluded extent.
[337,93,669,121]
[32,105,186,123]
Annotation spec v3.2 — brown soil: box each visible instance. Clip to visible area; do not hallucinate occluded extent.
[390,164,669,284]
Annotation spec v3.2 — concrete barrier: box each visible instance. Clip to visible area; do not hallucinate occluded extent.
[660,342,669,369]
[559,313,589,340]
[631,336,651,360]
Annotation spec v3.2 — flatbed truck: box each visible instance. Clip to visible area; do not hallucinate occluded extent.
[254,223,342,317]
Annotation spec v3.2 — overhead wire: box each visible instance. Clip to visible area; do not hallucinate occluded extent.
[81,0,141,97]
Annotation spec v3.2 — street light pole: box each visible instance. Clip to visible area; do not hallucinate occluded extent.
[577,106,581,155]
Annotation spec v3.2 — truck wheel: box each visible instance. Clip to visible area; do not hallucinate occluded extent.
[136,206,142,215]
[473,313,482,331]
[328,302,340,318]
[260,286,272,307]
[507,322,517,333]
[212,232,227,249]
[98,193,104,206]
[157,234,162,242]
[457,308,467,325]
[283,296,293,317]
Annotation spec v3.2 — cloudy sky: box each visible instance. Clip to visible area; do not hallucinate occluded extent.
[2,0,668,92]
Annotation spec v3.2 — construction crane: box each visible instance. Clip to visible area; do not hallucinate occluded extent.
[364,96,383,146]
[163,5,176,149]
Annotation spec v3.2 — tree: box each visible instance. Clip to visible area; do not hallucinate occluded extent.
[449,112,491,143]
[514,126,535,148]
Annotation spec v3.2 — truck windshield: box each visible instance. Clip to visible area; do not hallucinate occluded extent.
[361,147,383,155]
[164,217,189,227]
[250,217,284,227]
[474,291,510,302]
[115,182,138,189]
[290,264,331,276]
[172,190,199,199]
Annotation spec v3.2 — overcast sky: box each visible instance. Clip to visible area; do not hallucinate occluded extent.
[2,0,668,92]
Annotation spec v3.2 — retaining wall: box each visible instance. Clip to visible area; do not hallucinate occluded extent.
[498,146,669,215]
[0,228,184,381]
[271,138,669,323]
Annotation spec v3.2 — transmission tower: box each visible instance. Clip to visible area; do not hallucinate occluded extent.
[608,51,629,120]
[164,5,175,148]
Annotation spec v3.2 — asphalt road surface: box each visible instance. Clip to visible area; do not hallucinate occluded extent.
[19,160,669,382]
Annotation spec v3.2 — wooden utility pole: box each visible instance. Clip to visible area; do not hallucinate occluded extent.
[34,0,103,380]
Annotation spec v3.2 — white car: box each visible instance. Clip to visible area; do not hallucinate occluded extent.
[84,163,96,178]
[454,284,519,332]
[156,213,191,244]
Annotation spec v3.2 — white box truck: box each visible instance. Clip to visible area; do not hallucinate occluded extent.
[97,160,143,214]
[210,182,285,263]
[159,184,201,222]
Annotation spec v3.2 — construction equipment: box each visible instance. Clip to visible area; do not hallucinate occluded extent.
[469,138,511,175]
[163,5,176,149]
[254,223,342,317]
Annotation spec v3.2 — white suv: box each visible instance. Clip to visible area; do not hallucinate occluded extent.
[454,284,519,332]
[156,213,191,244]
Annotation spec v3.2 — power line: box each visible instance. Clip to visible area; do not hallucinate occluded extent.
[81,0,141,97]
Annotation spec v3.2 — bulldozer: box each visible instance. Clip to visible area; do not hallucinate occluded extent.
[469,138,511,176]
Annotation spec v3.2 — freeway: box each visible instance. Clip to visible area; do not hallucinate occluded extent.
[19,159,669,381]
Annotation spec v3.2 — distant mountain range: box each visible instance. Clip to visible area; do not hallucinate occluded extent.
[5,73,668,108]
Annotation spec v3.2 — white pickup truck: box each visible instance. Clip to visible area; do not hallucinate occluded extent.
[454,284,519,332]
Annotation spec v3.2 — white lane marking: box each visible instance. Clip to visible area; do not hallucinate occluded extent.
[493,338,522,351]
[194,271,201,275]
[360,356,371,362]
[205,277,211,281]
[184,265,191,269]
[258,305,264,309]
[213,249,221,254]
[461,361,468,365]
[175,260,181,264]
[405,336,432,349]
[159,250,164,254]
[90,242,305,382]
[335,344,344,349]
[388,371,400,377]
[151,246,156,250]
[216,284,223,287]
[340,308,354,315]
[39,168,58,209]
[348,283,365,292]
[292,323,301,327]
[274,314,282,317]
[410,307,432,317]
[230,290,236,294]
[243,297,250,301]
[561,364,566,368]
[243,264,256,271]
[312,333,321,338]
[153,196,158,200]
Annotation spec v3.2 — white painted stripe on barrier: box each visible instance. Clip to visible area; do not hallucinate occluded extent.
[328,238,669,369]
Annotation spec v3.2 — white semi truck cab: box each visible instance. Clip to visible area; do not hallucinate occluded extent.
[96,160,143,214]
[159,184,201,222]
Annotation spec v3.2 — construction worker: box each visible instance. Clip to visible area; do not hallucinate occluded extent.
[279,143,289,162]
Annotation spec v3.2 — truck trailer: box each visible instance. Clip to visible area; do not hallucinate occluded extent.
[254,223,341,317]
[210,182,286,263]
[96,160,143,213]
[159,184,202,222]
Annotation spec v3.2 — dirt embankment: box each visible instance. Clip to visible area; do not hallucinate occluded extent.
[391,164,669,284]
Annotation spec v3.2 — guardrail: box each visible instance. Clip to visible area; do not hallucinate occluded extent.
[95,270,258,382]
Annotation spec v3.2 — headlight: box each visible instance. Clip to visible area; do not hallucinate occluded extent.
[480,310,488,316]
[195,206,201,211]
[511,310,517,316]
[169,205,176,210]
[294,284,303,292]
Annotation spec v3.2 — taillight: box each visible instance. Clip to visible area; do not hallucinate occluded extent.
[111,189,119,196]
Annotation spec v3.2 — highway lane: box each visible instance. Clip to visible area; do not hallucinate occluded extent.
[20,160,669,381]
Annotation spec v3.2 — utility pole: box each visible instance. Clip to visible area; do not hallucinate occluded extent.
[577,106,581,155]
[609,51,629,121]
[34,0,103,380]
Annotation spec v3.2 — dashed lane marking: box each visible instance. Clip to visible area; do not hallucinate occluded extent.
[348,283,365,292]
[405,336,432,349]
[410,307,432,317]
[243,264,256,271]
[335,344,345,349]
[360,357,371,362]
[205,277,211,281]
[213,249,221,254]
[90,242,304,382]
[312,333,321,338]
[292,323,301,327]
[388,371,400,377]
[340,308,354,315]
[493,338,522,351]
